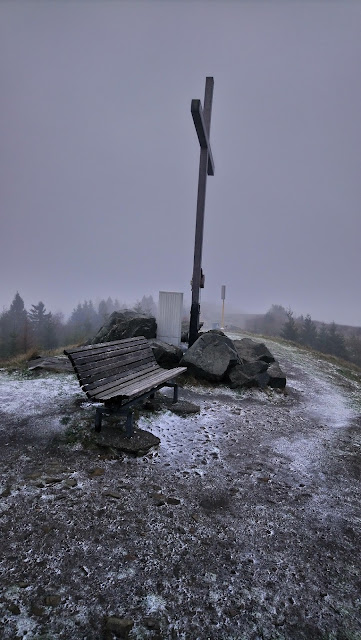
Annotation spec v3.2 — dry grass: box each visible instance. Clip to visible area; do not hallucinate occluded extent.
[0,344,83,370]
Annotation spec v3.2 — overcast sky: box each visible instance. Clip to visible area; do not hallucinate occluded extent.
[1,0,361,325]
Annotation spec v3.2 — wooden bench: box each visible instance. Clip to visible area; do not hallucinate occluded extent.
[64,337,187,437]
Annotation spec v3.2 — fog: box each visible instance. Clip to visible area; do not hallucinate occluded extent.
[1,1,360,325]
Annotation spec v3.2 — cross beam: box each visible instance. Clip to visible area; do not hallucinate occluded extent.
[189,77,215,347]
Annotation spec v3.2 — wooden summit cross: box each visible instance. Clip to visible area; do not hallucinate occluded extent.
[189,76,215,347]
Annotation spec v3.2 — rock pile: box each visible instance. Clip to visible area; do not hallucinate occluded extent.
[91,310,157,344]
[180,330,286,389]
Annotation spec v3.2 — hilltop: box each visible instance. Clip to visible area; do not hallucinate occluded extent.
[1,332,361,639]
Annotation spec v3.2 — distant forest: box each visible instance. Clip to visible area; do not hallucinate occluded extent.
[244,304,361,368]
[1,294,361,370]
[0,292,157,360]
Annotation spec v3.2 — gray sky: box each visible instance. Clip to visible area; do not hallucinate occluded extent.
[1,0,361,325]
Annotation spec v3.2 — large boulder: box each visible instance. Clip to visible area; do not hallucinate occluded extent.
[233,338,275,364]
[264,362,287,389]
[149,339,183,369]
[226,338,286,390]
[228,365,253,389]
[91,310,156,344]
[180,330,239,382]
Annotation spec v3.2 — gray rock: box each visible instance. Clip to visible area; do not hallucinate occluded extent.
[267,361,287,388]
[7,603,20,615]
[180,331,239,381]
[105,617,134,638]
[149,339,183,368]
[242,360,269,377]
[168,400,200,415]
[228,365,253,389]
[233,338,275,364]
[254,371,270,388]
[28,356,73,373]
[91,310,156,344]
[44,595,61,606]
[96,426,160,454]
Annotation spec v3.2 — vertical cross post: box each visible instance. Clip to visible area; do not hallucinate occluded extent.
[189,77,215,347]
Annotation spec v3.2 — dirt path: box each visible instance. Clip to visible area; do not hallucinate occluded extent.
[0,338,361,639]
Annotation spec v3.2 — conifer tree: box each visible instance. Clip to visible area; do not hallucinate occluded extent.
[300,314,318,348]
[280,309,299,342]
[28,301,57,349]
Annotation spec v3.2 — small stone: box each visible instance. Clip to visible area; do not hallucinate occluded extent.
[104,491,122,499]
[44,477,62,484]
[42,525,53,534]
[30,603,46,616]
[227,607,239,618]
[144,617,160,630]
[169,401,200,415]
[8,603,20,615]
[166,497,181,505]
[105,616,134,638]
[152,492,166,505]
[89,467,105,477]
[26,472,42,480]
[44,595,61,606]
[18,582,29,589]
[64,478,77,488]
[0,486,11,498]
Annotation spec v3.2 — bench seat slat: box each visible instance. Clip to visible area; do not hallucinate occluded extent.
[94,366,187,401]
[83,362,160,396]
[65,336,147,357]
[79,358,156,389]
[68,343,152,369]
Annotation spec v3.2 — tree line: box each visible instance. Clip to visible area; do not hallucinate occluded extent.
[0,292,157,359]
[246,304,361,367]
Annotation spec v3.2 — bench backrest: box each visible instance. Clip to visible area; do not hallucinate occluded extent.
[64,337,159,399]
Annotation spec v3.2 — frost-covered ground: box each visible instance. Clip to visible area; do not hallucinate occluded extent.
[1,334,361,640]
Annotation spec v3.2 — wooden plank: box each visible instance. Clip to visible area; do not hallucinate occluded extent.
[67,338,149,360]
[68,341,151,366]
[83,361,159,395]
[94,366,187,401]
[74,351,155,383]
[80,356,156,389]
[64,336,147,356]
[72,343,153,371]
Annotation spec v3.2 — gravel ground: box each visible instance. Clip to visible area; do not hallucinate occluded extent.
[1,335,361,640]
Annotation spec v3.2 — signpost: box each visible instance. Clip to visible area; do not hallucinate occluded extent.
[189,77,215,346]
[221,284,226,330]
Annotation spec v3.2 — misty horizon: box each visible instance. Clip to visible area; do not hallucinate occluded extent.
[1,2,360,327]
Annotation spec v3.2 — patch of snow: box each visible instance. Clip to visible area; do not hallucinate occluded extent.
[145,593,167,614]
[0,371,81,418]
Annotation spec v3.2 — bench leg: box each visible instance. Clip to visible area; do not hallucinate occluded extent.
[125,411,133,438]
[172,384,178,404]
[95,408,103,432]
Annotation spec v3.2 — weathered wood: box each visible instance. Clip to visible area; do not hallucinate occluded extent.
[65,336,146,356]
[72,349,153,378]
[95,366,186,401]
[65,341,150,367]
[64,337,187,435]
[189,77,215,347]
[81,358,156,391]
[83,362,158,396]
